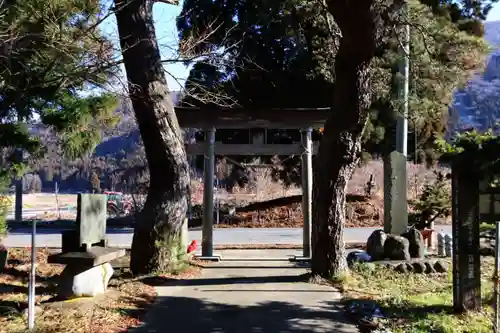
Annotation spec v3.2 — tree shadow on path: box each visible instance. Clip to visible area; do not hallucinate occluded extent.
[141,273,311,288]
[128,273,358,333]
[127,296,356,333]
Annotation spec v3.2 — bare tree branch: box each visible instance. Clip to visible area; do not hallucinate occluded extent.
[156,0,179,5]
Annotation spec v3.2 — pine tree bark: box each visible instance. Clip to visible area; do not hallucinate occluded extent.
[114,0,190,275]
[311,0,402,278]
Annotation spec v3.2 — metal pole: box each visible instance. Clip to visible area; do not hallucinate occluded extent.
[27,219,36,330]
[494,221,500,333]
[15,149,23,222]
[215,177,219,225]
[202,128,215,257]
[396,21,410,156]
[301,128,313,258]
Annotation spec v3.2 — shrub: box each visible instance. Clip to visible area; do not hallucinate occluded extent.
[409,171,451,229]
[0,195,10,238]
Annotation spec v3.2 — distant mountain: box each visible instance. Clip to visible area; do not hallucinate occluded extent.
[485,21,500,49]
[93,90,182,158]
[447,21,500,137]
[19,90,185,193]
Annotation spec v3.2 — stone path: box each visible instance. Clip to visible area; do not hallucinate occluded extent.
[130,253,358,333]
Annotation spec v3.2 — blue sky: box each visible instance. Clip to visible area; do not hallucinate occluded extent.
[488,3,500,22]
[101,1,189,92]
[101,1,500,92]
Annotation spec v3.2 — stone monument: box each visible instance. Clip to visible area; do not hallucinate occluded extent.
[49,194,125,299]
[383,151,408,235]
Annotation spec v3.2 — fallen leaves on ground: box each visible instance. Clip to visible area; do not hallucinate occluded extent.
[0,248,192,333]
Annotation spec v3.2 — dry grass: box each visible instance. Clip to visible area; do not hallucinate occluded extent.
[342,257,493,333]
[200,159,449,209]
[0,248,201,333]
[7,194,76,210]
[350,160,450,200]
[9,160,447,207]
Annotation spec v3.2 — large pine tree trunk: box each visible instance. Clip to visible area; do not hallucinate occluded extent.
[114,0,190,275]
[311,1,390,278]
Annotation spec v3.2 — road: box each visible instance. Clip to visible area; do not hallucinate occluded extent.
[4,225,452,248]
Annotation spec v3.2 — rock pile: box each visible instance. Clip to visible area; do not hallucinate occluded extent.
[347,227,450,274]
[382,259,448,274]
[366,228,425,261]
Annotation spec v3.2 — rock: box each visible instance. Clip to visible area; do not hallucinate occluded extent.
[401,228,425,258]
[358,316,381,330]
[22,306,42,317]
[433,260,448,273]
[395,263,408,273]
[405,263,414,272]
[58,263,114,299]
[384,263,395,270]
[412,262,426,273]
[367,230,387,261]
[347,250,371,267]
[383,235,410,261]
[0,306,19,316]
[424,261,436,274]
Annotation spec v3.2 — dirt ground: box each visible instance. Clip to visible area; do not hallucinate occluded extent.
[202,193,384,228]
[0,248,201,333]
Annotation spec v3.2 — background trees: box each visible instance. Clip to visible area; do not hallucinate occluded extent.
[0,0,118,186]
[176,0,490,190]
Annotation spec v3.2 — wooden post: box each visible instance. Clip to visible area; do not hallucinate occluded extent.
[200,128,220,261]
[292,128,313,262]
[452,161,481,312]
[302,128,313,258]
[427,221,435,250]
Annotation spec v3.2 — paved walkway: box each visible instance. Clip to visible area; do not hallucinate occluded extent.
[130,253,358,333]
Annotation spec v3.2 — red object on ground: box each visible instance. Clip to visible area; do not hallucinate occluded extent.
[420,228,435,242]
[187,240,197,254]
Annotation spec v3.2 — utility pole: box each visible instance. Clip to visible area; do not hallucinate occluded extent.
[383,14,410,235]
[396,22,410,156]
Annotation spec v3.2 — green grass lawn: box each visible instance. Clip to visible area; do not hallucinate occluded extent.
[342,258,495,333]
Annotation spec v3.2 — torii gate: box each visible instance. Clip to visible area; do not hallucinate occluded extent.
[175,106,331,261]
